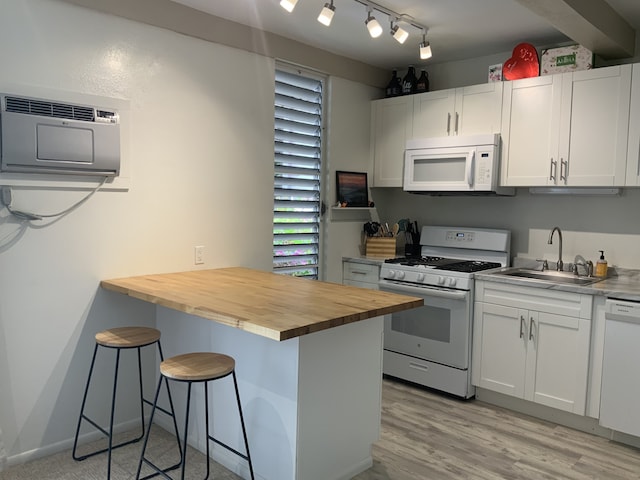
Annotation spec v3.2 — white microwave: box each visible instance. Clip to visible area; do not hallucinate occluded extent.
[403,133,513,195]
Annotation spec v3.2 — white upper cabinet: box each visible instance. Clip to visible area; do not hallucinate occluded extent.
[626,63,640,186]
[370,95,413,187]
[502,65,632,187]
[371,82,503,187]
[413,83,503,138]
[500,75,563,186]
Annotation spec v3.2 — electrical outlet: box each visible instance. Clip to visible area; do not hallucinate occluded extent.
[194,245,205,265]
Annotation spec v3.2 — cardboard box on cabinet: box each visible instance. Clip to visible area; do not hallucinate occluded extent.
[540,45,594,75]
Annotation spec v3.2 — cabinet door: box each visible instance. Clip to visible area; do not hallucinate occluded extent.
[412,89,456,138]
[455,82,503,136]
[473,303,527,397]
[501,75,563,186]
[626,64,640,186]
[563,65,631,186]
[524,312,590,415]
[371,96,413,187]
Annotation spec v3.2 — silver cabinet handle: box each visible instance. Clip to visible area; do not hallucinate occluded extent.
[529,317,535,341]
[560,158,568,183]
[549,158,557,181]
[520,315,525,339]
[446,113,451,135]
[455,112,459,135]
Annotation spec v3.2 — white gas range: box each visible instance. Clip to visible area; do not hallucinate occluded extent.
[379,225,511,398]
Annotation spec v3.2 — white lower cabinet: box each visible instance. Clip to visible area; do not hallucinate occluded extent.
[472,281,592,415]
[342,260,380,289]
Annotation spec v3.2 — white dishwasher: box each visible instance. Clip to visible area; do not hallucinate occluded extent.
[599,298,640,437]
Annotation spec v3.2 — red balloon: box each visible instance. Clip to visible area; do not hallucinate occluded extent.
[503,43,539,80]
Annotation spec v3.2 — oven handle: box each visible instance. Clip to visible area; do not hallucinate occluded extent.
[379,281,469,300]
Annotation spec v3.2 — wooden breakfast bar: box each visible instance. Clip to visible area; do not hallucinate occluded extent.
[101,267,422,480]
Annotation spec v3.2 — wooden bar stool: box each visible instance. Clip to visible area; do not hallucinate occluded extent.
[72,326,182,479]
[136,352,255,480]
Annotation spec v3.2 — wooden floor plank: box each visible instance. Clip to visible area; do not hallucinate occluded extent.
[354,378,640,480]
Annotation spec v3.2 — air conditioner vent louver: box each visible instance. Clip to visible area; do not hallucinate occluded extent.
[5,96,95,122]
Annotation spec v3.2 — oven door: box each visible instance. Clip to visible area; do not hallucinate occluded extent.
[379,279,471,369]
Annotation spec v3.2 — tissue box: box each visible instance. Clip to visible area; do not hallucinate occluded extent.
[488,63,503,82]
[540,45,593,75]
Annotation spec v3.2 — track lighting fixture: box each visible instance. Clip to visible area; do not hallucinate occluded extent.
[279,0,432,61]
[280,0,298,13]
[419,33,432,59]
[318,1,336,27]
[365,6,383,38]
[390,19,408,44]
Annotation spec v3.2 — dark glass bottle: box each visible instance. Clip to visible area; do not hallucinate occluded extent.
[401,66,417,95]
[385,70,402,97]
[416,70,430,94]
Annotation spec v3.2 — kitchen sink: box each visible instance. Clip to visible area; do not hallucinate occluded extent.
[493,268,604,286]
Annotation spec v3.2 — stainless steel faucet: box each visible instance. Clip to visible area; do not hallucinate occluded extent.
[548,227,563,271]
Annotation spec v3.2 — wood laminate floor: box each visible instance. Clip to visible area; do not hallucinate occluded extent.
[3,378,640,479]
[355,378,640,480]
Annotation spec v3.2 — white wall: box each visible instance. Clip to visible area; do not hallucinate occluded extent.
[0,0,375,465]
[372,187,640,269]
[323,77,380,284]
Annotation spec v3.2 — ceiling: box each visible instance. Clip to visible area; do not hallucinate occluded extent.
[169,0,640,71]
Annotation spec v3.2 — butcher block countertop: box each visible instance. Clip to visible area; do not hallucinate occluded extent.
[101,267,423,341]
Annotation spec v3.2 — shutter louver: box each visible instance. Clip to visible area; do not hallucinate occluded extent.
[273,70,323,279]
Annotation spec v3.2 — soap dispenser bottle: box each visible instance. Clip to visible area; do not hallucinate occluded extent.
[595,250,608,277]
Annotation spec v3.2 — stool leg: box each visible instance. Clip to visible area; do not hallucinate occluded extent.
[180,382,193,480]
[232,371,255,480]
[204,382,211,480]
[105,347,121,479]
[72,343,99,461]
[135,373,163,480]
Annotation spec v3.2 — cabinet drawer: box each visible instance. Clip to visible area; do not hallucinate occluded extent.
[476,280,592,318]
[343,262,380,284]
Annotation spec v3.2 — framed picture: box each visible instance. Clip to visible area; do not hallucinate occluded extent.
[336,171,368,207]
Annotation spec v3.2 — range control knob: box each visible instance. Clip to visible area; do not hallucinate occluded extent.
[437,276,445,285]
[448,277,457,287]
[416,273,425,282]
[387,270,396,279]
[397,271,405,280]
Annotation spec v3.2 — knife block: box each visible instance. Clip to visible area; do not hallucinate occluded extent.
[365,237,397,257]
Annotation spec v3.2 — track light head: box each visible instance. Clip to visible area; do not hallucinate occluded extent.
[318,1,336,26]
[419,33,432,59]
[365,7,383,38]
[390,22,409,44]
[280,0,298,13]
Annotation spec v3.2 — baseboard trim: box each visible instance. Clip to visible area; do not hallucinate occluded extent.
[475,388,640,449]
[6,417,146,468]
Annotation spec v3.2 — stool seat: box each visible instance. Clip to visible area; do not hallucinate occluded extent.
[161,352,235,382]
[96,326,161,348]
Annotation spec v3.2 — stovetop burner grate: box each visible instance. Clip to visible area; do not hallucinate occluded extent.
[384,256,502,273]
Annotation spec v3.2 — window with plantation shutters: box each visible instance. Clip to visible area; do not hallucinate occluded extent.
[273,69,324,279]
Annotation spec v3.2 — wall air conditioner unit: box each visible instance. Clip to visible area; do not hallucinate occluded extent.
[0,93,120,176]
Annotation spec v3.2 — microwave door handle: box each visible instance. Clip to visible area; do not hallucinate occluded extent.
[465,151,475,187]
